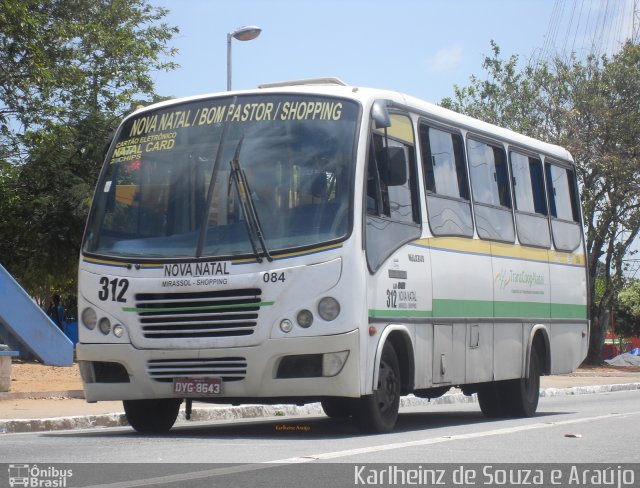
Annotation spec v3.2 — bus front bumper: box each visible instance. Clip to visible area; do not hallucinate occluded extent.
[76,329,361,402]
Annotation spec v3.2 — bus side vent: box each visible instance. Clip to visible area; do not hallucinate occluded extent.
[133,288,262,339]
[147,357,247,383]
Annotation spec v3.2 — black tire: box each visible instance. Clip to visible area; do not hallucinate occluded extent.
[352,342,401,433]
[123,398,182,434]
[503,345,541,417]
[478,344,541,419]
[477,382,506,418]
[321,398,351,418]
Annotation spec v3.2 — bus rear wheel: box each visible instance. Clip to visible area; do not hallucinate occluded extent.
[477,382,506,418]
[477,344,541,419]
[352,342,401,433]
[503,345,541,417]
[123,398,182,434]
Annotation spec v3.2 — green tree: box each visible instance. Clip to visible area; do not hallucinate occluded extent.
[0,0,178,302]
[0,0,178,157]
[442,41,640,363]
[614,280,640,339]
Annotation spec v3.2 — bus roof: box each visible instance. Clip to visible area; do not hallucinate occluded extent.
[130,79,574,165]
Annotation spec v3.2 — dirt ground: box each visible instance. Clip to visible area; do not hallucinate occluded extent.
[8,361,83,392]
[5,360,640,394]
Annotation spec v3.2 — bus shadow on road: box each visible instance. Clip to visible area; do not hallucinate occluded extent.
[43,408,567,441]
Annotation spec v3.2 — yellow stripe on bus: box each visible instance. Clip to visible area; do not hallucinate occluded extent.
[415,237,585,266]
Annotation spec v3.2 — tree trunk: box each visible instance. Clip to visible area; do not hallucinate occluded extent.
[586,308,609,364]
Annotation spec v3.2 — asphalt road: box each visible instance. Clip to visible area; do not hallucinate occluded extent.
[2,390,639,487]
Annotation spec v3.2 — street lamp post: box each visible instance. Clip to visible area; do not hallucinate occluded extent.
[227,25,262,91]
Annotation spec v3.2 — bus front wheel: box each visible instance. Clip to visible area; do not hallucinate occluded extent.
[352,342,401,433]
[123,398,182,434]
[321,398,351,418]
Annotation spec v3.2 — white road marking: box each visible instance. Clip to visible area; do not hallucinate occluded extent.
[268,410,640,462]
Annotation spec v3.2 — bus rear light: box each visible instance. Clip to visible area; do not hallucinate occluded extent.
[81,308,97,330]
[98,317,111,335]
[318,297,340,321]
[296,309,314,328]
[322,351,349,377]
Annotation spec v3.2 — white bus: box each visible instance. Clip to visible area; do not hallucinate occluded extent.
[77,79,588,433]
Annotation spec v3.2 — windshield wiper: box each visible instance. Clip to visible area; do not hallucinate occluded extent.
[229,138,273,263]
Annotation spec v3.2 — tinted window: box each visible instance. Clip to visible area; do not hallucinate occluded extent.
[367,114,419,224]
[510,151,547,215]
[468,139,511,208]
[545,163,579,222]
[84,95,358,259]
[419,125,469,199]
[468,138,514,242]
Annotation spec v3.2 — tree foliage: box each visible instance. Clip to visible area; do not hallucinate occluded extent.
[0,0,178,303]
[614,280,640,338]
[442,41,640,363]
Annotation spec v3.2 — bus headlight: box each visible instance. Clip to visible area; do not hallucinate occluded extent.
[280,319,293,333]
[113,324,125,338]
[296,309,314,328]
[322,351,349,377]
[99,317,111,335]
[81,308,97,330]
[318,297,340,321]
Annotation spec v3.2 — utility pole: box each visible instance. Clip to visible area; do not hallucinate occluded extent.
[634,0,640,43]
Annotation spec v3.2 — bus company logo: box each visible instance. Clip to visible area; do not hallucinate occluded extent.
[8,464,73,488]
[495,268,545,290]
[494,268,511,290]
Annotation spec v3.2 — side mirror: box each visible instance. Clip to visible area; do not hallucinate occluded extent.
[371,100,391,129]
[377,146,407,186]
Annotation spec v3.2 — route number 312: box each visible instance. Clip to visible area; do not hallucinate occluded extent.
[98,277,129,303]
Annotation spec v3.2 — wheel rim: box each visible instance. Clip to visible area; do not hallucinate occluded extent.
[374,358,398,413]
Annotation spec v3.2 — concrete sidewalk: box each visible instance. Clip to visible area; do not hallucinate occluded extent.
[1,370,639,434]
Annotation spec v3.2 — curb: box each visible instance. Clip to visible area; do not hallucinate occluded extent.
[0,390,85,401]
[1,383,639,434]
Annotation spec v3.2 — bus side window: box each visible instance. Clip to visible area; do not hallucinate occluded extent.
[418,123,473,237]
[510,151,550,248]
[545,162,581,251]
[368,115,419,224]
[365,112,421,272]
[468,138,515,242]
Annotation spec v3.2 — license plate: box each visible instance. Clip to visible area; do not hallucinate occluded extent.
[173,377,222,396]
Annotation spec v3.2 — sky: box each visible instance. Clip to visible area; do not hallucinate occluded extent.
[148,0,635,104]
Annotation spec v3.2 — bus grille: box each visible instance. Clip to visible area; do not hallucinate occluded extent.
[147,357,247,383]
[134,288,262,338]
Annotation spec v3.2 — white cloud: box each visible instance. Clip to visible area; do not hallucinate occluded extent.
[428,46,464,73]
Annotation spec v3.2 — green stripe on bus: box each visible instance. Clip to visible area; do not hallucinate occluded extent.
[370,300,587,320]
[368,309,433,318]
[122,301,275,314]
[494,301,551,318]
[550,303,588,319]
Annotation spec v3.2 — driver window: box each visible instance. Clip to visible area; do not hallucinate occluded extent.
[366,113,419,224]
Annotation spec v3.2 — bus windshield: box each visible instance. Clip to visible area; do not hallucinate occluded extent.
[83,94,358,259]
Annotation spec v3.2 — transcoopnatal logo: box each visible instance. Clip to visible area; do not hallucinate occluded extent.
[8,464,73,488]
[495,268,545,290]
